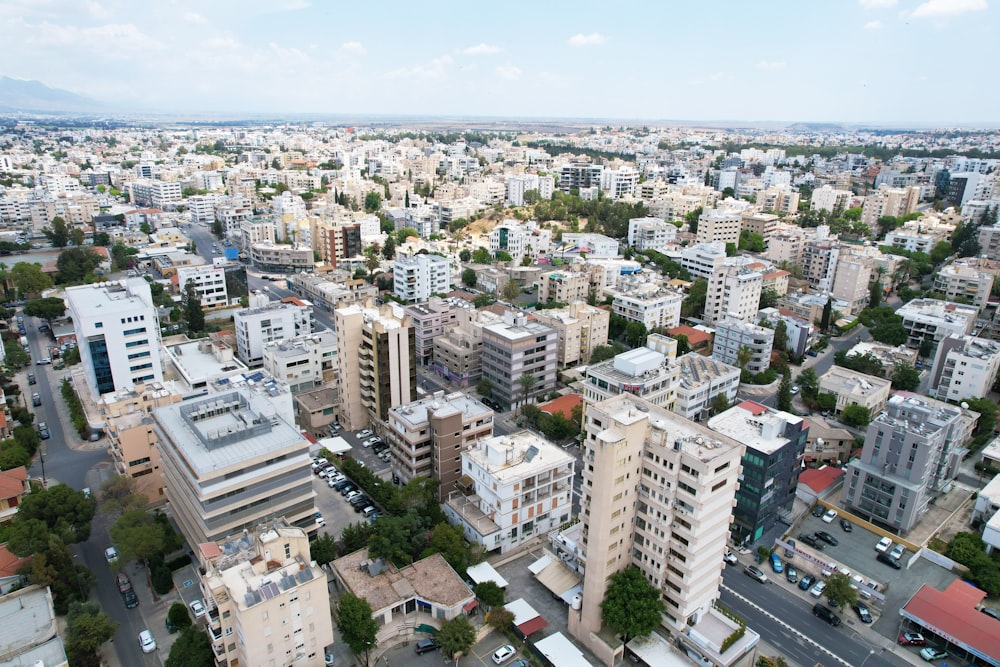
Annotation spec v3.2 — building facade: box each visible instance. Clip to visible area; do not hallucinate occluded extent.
[674,353,741,422]
[480,311,558,411]
[712,319,774,375]
[530,302,610,368]
[930,334,1000,402]
[393,254,452,303]
[234,294,315,367]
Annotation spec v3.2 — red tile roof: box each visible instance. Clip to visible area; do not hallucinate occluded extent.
[798,466,845,493]
[737,400,769,416]
[539,394,582,420]
[516,615,548,637]
[902,581,1000,663]
[0,467,27,501]
[666,325,711,346]
[0,544,31,578]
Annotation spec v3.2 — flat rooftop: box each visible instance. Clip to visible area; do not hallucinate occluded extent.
[164,339,248,385]
[389,391,491,430]
[332,549,473,614]
[819,366,891,396]
[466,432,574,484]
[707,402,798,455]
[64,277,152,314]
[0,586,63,663]
[676,353,739,389]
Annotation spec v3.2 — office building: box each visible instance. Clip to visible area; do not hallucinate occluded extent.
[568,395,744,662]
[335,302,416,432]
[405,298,463,366]
[673,353,741,422]
[393,253,452,303]
[387,391,493,500]
[65,278,164,400]
[930,334,1000,402]
[444,431,574,555]
[897,298,978,348]
[712,318,774,375]
[708,401,807,544]
[481,311,557,411]
[431,308,494,387]
[843,395,965,532]
[262,331,338,395]
[234,293,315,367]
[627,216,678,252]
[583,338,679,410]
[155,388,316,546]
[198,523,334,667]
[530,302,610,368]
[560,162,604,192]
[704,262,763,325]
[817,366,891,416]
[696,205,745,246]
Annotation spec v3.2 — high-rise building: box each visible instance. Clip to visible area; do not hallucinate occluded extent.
[801,241,840,291]
[65,278,164,400]
[535,271,590,305]
[197,522,334,667]
[155,388,316,546]
[861,185,921,227]
[704,262,763,325]
[810,185,853,213]
[932,262,994,310]
[569,395,744,661]
[387,391,493,500]
[405,298,463,366]
[335,302,416,432]
[559,162,604,193]
[393,254,452,303]
[708,401,807,544]
[176,264,230,309]
[842,395,966,532]
[679,241,727,281]
[831,253,873,315]
[480,311,557,411]
[234,293,314,367]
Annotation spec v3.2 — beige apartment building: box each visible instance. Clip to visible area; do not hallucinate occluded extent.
[335,302,416,432]
[155,389,316,546]
[432,308,487,387]
[481,311,558,411]
[568,395,746,666]
[387,391,493,500]
[198,523,334,667]
[831,253,873,315]
[536,270,590,304]
[531,301,610,368]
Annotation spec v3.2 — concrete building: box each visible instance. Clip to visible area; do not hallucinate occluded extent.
[568,394,744,664]
[248,242,314,272]
[405,298,462,366]
[560,162,604,192]
[696,204,745,246]
[583,340,679,410]
[176,263,230,309]
[0,586,68,666]
[387,391,493,500]
[536,271,590,305]
[756,188,799,216]
[234,293,315,367]
[65,278,164,400]
[197,523,334,667]
[811,185,853,213]
[431,308,489,387]
[673,353,741,422]
[288,273,378,314]
[804,415,856,466]
[680,241,727,281]
[831,253,873,315]
[978,225,1000,262]
[489,220,552,264]
[764,230,805,266]
[294,386,339,434]
[708,401,808,544]
[393,253,452,303]
[861,185,921,227]
[530,302,610,368]
[704,262,763,325]
[843,341,918,377]
[444,431,574,554]
[561,233,620,258]
[818,366,891,416]
[801,241,840,291]
[897,299,978,348]
[155,388,316,546]
[712,318,774,375]
[627,216,678,252]
[262,331,338,395]
[843,395,966,533]
[757,307,813,359]
[930,335,1000,402]
[933,263,994,310]
[481,311,557,411]
[335,302,416,433]
[610,280,684,331]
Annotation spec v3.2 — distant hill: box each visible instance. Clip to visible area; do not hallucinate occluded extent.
[0,76,106,113]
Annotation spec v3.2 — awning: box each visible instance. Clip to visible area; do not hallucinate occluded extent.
[516,615,548,637]
[463,600,479,612]
[534,557,581,597]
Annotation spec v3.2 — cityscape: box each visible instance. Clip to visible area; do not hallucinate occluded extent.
[1,2,1000,667]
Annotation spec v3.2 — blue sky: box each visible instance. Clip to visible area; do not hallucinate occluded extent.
[0,0,995,123]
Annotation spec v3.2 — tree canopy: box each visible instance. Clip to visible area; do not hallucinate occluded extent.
[17,483,94,544]
[337,593,378,665]
[436,615,477,661]
[10,262,53,297]
[165,626,215,667]
[56,247,103,284]
[24,296,67,321]
[600,566,665,644]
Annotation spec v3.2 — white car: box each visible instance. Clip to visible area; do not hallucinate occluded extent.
[357,429,373,439]
[492,644,516,664]
[105,546,119,563]
[189,599,206,619]
[363,437,381,448]
[345,491,361,502]
[822,509,838,523]
[314,512,325,527]
[889,543,906,560]
[810,581,827,598]
[138,629,157,653]
[875,537,893,553]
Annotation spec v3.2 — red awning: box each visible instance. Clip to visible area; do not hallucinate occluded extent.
[516,616,548,636]
[463,600,479,612]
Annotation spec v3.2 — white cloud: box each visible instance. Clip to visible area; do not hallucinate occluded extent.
[268,42,309,65]
[204,35,241,50]
[464,43,501,55]
[911,0,987,19]
[858,0,897,8]
[340,41,366,55]
[83,1,110,19]
[496,64,521,81]
[710,72,724,81]
[385,54,454,81]
[28,22,161,51]
[864,20,882,29]
[756,60,786,70]
[568,32,608,47]
[183,12,208,25]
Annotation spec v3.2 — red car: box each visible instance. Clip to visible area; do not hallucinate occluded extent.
[898,632,926,646]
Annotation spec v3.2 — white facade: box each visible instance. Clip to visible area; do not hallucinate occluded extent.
[560,233,620,258]
[234,294,314,367]
[393,254,452,302]
[897,298,978,348]
[176,264,229,308]
[810,185,853,213]
[674,353,741,421]
[704,263,763,325]
[610,280,683,330]
[712,318,774,375]
[931,334,1000,402]
[696,200,750,245]
[583,345,680,410]
[680,241,727,281]
[600,167,639,200]
[488,220,552,264]
[627,216,678,252]
[933,263,994,310]
[831,254,873,315]
[65,278,164,400]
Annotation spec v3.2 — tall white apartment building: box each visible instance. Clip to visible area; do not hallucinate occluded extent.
[176,264,229,309]
[234,293,314,367]
[600,167,639,200]
[810,185,853,213]
[755,187,800,215]
[393,254,452,303]
[65,278,164,399]
[187,194,220,223]
[125,179,182,209]
[801,241,841,291]
[535,271,590,305]
[704,262,763,325]
[930,334,1000,402]
[764,230,805,266]
[445,431,574,555]
[712,318,774,375]
[861,185,921,227]
[198,524,334,667]
[569,395,745,662]
[610,280,684,330]
[679,241,727,280]
[831,253,873,315]
[506,174,540,206]
[933,262,994,310]
[489,220,552,264]
[696,203,746,245]
[272,190,308,242]
[627,216,678,252]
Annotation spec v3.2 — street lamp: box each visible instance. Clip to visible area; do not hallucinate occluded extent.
[39,442,46,487]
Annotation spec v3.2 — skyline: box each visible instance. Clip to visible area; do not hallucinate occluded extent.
[0,0,996,124]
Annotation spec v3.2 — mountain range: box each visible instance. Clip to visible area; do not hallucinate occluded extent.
[0,76,106,114]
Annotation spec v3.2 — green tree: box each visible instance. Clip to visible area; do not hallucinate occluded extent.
[517,373,538,410]
[10,262,54,298]
[823,572,858,609]
[4,338,30,370]
[184,279,205,333]
[756,655,790,667]
[710,392,730,415]
[871,322,908,346]
[725,242,738,257]
[681,278,708,319]
[69,227,86,246]
[674,334,690,356]
[820,297,832,331]
[110,242,139,271]
[736,345,753,369]
[773,320,788,354]
[381,235,396,260]
[472,247,492,263]
[23,296,67,323]
[473,293,495,307]
[758,287,779,310]
[930,241,952,264]
[891,363,920,391]
[364,191,382,213]
[17,484,94,544]
[501,280,521,301]
[93,231,111,246]
[167,602,193,632]
[777,369,793,411]
[165,626,215,667]
[495,251,514,262]
[56,247,103,284]
[337,593,378,667]
[625,321,648,348]
[947,532,988,567]
[460,268,477,288]
[797,368,819,399]
[368,515,416,567]
[395,227,419,244]
[684,207,702,234]
[841,404,872,427]
[477,377,493,398]
[99,475,148,519]
[473,580,506,609]
[311,533,340,565]
[43,216,70,248]
[436,615,477,662]
[600,566,665,645]
[109,509,165,571]
[459,249,472,262]
[486,607,515,630]
[918,337,935,359]
[422,523,471,575]
[65,602,118,667]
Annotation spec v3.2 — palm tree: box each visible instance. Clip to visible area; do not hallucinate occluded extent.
[517,373,538,412]
[736,345,753,370]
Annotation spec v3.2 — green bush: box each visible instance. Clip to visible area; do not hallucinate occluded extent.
[166,554,191,571]
[152,565,174,595]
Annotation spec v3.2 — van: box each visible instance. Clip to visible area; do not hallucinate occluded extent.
[812,603,841,627]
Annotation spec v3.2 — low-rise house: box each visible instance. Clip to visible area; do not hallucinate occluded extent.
[818,366,891,416]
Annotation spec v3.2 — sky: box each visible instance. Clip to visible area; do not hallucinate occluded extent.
[0,0,996,124]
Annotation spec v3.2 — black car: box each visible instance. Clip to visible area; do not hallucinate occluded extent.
[811,505,825,518]
[853,602,873,624]
[798,575,816,591]
[414,639,439,655]
[839,518,853,532]
[815,531,839,546]
[813,603,841,627]
[785,566,798,584]
[333,480,353,493]
[798,533,824,550]
[123,589,139,609]
[877,552,902,569]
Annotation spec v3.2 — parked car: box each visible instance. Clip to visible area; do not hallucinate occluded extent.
[790,385,800,395]
[38,426,50,440]
[357,429,373,439]
[123,589,139,609]
[414,639,439,655]
[877,552,902,569]
[839,518,853,532]
[822,509,838,523]
[311,458,329,471]
[981,607,1000,620]
[918,647,948,661]
[810,581,827,598]
[723,551,738,566]
[27,372,35,385]
[31,392,41,406]
[854,602,873,624]
[492,645,516,664]
[811,505,825,518]
[798,575,816,591]
[876,537,893,553]
[798,533,823,550]
[345,490,361,502]
[899,632,927,646]
[812,603,841,627]
[138,629,157,654]
[315,512,325,527]
[105,546,119,563]
[783,540,796,558]
[362,506,377,518]
[889,543,906,560]
[769,553,783,573]
[333,480,353,492]
[116,572,132,593]
[744,565,767,583]
[339,483,357,496]
[785,566,798,584]
[190,599,206,619]
[815,531,839,546]
[362,437,382,448]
